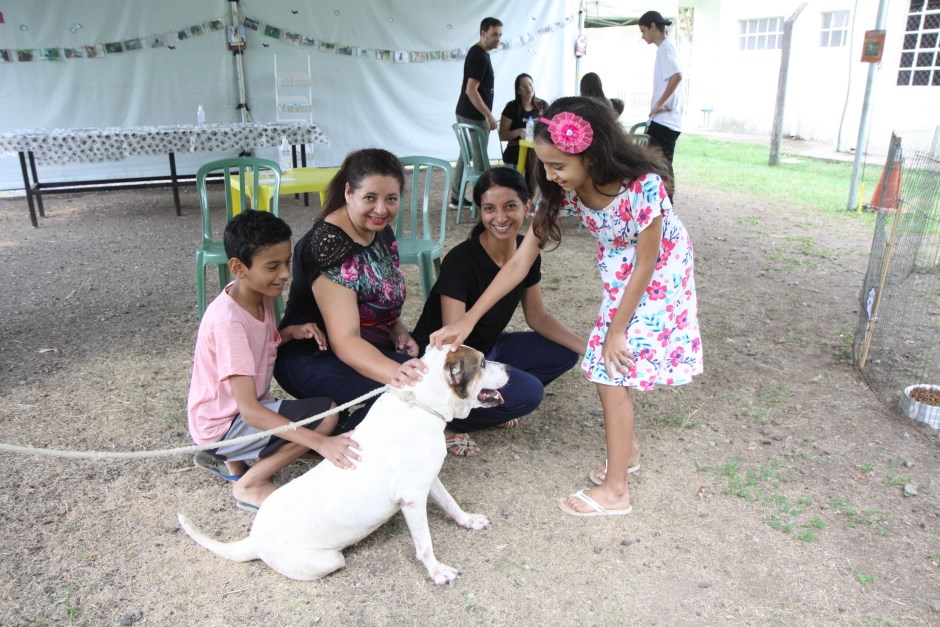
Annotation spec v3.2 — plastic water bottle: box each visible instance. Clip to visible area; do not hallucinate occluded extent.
[524,116,534,140]
[278,137,292,172]
[196,105,206,127]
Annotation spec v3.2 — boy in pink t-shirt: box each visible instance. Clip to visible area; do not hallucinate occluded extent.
[188,210,361,512]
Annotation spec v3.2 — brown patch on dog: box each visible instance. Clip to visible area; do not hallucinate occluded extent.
[443,347,485,400]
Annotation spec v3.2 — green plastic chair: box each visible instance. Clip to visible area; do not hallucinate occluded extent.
[395,156,453,301]
[195,157,282,319]
[629,121,651,146]
[452,122,491,224]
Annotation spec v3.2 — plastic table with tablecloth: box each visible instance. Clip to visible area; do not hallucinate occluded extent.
[0,122,329,227]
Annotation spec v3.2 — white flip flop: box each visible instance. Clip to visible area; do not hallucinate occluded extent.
[589,459,641,486]
[558,489,633,517]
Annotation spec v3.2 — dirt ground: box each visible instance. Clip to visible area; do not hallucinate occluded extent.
[1,176,939,626]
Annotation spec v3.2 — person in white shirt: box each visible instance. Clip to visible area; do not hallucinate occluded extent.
[639,10,683,183]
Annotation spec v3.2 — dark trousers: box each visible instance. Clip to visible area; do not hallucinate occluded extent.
[449,331,579,434]
[273,346,411,432]
[647,121,681,181]
[274,331,578,434]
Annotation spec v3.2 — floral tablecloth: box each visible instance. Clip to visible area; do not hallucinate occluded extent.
[0,122,328,166]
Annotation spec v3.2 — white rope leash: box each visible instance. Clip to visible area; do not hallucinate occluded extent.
[0,386,389,460]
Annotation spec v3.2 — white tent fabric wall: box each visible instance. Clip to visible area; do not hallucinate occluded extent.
[0,0,578,190]
[0,0,239,190]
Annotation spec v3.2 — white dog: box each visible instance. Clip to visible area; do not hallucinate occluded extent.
[178,345,509,585]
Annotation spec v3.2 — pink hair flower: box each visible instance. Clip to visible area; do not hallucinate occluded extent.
[540,112,594,154]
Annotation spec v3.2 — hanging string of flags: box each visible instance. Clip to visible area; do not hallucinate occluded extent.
[0,13,576,64]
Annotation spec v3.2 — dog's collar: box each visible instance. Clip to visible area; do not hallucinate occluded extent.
[387,388,447,423]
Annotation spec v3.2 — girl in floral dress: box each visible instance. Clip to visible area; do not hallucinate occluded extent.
[432,97,702,517]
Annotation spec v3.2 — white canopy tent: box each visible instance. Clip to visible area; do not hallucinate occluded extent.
[582,0,678,27]
[0,0,579,190]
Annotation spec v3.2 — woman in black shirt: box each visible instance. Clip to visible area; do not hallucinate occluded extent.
[498,73,548,168]
[412,168,583,456]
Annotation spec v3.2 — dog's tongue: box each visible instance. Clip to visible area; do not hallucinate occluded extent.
[477,389,504,405]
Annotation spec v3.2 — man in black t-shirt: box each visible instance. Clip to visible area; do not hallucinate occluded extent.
[450,17,502,207]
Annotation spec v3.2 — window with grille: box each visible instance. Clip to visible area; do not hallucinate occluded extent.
[820,10,850,47]
[898,0,940,86]
[738,17,784,50]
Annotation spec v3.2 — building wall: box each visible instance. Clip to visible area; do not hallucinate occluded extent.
[582,0,939,155]
[691,0,940,154]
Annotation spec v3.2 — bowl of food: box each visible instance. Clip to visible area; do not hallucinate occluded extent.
[898,384,940,429]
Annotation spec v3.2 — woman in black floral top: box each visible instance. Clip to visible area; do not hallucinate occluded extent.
[275,148,426,430]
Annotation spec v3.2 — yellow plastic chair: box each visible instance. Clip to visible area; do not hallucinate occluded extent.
[195,157,282,319]
[395,156,453,301]
[452,122,491,224]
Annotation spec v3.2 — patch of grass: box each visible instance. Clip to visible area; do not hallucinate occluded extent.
[831,328,855,360]
[708,458,822,540]
[786,332,812,347]
[500,560,532,583]
[464,592,482,614]
[735,408,767,425]
[856,572,876,585]
[785,450,825,465]
[649,411,698,429]
[883,474,910,486]
[795,530,816,542]
[830,500,894,532]
[53,587,81,621]
[860,461,875,474]
[757,384,789,403]
[785,235,836,260]
[764,248,805,271]
[675,134,882,214]
[717,458,741,478]
[705,317,735,341]
[765,515,794,534]
[795,518,824,543]
[929,553,940,568]
[710,461,897,544]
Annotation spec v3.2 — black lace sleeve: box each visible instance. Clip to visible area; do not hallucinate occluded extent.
[301,219,356,278]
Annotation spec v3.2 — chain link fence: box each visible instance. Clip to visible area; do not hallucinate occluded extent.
[854,128,940,413]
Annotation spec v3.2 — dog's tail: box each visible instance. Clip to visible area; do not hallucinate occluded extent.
[177,513,259,562]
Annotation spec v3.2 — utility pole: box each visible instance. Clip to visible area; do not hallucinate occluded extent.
[846,0,890,211]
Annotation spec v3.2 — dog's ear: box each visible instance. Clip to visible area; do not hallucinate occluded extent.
[444,349,476,400]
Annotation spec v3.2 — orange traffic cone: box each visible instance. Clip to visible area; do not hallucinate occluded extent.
[868,145,902,212]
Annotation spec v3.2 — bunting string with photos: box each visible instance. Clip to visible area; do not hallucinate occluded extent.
[0,12,576,64]
[242,13,577,63]
[0,13,235,63]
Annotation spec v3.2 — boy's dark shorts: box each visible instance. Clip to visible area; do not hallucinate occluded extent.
[210,397,333,462]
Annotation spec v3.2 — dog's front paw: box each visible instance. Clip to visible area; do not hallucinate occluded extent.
[428,562,459,585]
[457,513,490,530]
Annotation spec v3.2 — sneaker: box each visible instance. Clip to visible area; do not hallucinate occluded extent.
[449,196,470,209]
